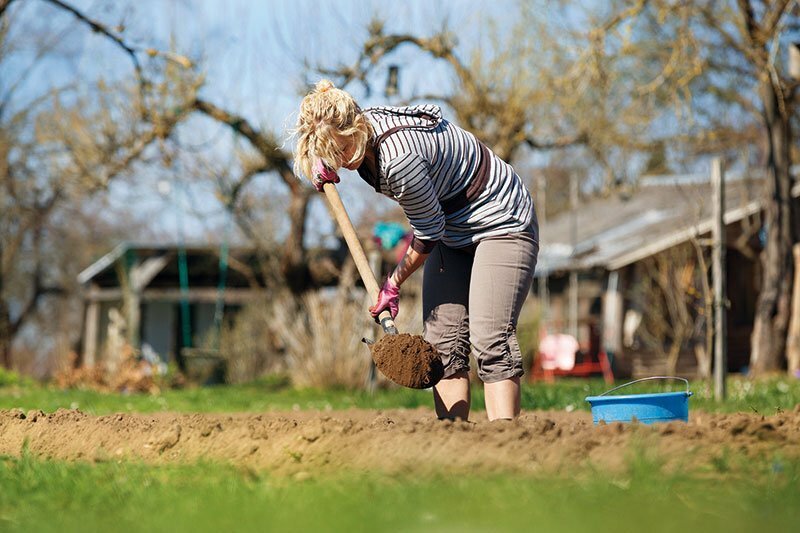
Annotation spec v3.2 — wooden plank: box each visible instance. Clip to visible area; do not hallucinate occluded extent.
[130,253,173,291]
[86,287,259,304]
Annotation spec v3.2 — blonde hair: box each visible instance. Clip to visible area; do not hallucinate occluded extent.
[292,79,372,181]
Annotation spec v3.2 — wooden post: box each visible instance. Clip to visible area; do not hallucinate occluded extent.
[537,173,549,322]
[712,158,727,401]
[82,297,99,367]
[116,254,140,350]
[569,174,579,338]
[786,244,800,376]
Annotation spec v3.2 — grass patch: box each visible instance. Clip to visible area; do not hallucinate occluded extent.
[0,451,797,533]
[0,376,798,415]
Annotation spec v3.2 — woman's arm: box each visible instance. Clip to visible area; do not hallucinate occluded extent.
[370,244,429,319]
[390,246,429,286]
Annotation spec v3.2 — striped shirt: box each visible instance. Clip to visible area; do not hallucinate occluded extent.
[360,104,538,252]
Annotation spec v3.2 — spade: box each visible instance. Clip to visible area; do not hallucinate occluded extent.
[322,182,443,389]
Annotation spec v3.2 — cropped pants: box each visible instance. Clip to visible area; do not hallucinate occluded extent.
[422,226,538,383]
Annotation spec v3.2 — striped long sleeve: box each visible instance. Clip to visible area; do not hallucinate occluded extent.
[362,105,538,250]
[385,152,445,252]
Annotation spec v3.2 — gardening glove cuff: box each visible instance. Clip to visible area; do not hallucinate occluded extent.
[312,158,340,192]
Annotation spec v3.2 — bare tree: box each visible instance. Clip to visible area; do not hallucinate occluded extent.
[635,242,712,377]
[0,0,194,369]
[187,99,315,293]
[317,17,590,164]
[582,1,798,374]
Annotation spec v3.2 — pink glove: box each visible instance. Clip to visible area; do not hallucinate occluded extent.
[312,158,340,192]
[369,277,400,319]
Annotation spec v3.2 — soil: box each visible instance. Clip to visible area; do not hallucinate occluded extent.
[1,407,798,477]
[370,333,444,389]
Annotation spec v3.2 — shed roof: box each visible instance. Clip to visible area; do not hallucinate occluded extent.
[537,169,800,276]
[77,242,261,289]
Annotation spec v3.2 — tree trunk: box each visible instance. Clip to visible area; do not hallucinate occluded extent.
[0,244,10,369]
[281,191,312,294]
[666,341,682,377]
[0,326,10,370]
[694,344,711,380]
[750,79,795,375]
[786,244,800,376]
[0,298,11,369]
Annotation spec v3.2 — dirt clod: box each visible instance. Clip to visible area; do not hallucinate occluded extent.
[149,424,181,453]
[26,409,45,422]
[370,333,444,389]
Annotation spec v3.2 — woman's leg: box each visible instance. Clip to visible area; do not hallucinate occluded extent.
[484,377,521,420]
[433,370,470,420]
[423,244,474,420]
[470,228,538,421]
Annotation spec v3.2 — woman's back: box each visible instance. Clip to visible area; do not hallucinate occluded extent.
[363,104,538,250]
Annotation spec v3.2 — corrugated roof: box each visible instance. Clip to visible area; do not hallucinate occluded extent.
[536,170,798,276]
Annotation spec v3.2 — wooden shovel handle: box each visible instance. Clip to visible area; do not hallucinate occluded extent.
[322,182,398,334]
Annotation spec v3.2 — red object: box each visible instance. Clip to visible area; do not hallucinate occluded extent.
[531,323,614,384]
[395,233,413,263]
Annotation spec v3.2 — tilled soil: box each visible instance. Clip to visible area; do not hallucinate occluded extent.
[1,408,798,477]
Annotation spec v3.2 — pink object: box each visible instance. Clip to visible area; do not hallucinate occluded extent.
[395,233,413,263]
[370,277,400,319]
[312,158,340,192]
[538,333,579,371]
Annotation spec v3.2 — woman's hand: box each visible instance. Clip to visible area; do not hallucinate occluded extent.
[370,277,400,319]
[312,158,340,192]
[369,246,430,319]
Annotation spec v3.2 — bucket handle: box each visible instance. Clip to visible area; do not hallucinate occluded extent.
[598,376,690,397]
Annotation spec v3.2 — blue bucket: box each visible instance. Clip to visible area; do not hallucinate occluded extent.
[585,377,693,425]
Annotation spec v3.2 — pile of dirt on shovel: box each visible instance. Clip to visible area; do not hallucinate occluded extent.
[370,333,444,389]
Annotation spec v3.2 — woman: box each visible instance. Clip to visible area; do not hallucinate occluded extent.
[294,80,538,421]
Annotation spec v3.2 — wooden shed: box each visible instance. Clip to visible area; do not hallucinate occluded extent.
[77,243,265,368]
[535,169,800,378]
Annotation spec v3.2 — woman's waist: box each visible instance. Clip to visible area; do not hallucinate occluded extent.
[440,211,536,244]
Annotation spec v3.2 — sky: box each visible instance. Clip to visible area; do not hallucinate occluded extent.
[11,1,793,250]
[140,0,541,249]
[5,0,547,248]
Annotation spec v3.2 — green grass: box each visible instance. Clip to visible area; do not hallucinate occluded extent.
[0,381,433,414]
[0,375,798,415]
[1,373,798,532]
[0,448,797,533]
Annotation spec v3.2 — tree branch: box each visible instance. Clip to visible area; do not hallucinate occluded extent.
[700,4,766,69]
[736,0,760,46]
[226,163,269,210]
[39,0,193,107]
[525,132,588,150]
[42,0,145,92]
[763,0,793,38]
[8,220,66,337]
[0,0,18,19]
[192,98,303,194]
[319,21,477,98]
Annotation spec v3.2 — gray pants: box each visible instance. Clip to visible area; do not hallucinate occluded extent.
[422,227,538,383]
